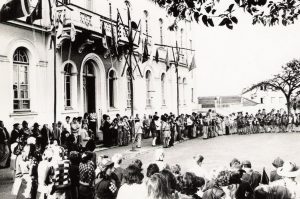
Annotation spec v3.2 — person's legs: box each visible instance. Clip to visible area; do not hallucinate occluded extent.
[136,134,142,148]
[0,144,9,167]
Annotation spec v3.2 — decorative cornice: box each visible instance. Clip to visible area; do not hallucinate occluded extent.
[0,55,9,63]
[37,61,48,67]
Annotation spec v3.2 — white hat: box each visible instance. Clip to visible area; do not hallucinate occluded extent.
[277,161,300,178]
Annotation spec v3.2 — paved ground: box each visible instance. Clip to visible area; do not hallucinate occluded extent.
[1,133,300,198]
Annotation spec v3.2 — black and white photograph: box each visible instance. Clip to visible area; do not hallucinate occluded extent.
[0,0,300,198]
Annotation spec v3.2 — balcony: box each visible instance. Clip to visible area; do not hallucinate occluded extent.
[57,4,104,35]
[56,4,146,47]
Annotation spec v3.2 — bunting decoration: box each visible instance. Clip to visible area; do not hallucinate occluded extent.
[189,55,196,71]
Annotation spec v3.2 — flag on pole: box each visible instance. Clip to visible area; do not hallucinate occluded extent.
[127,6,132,39]
[155,48,159,63]
[0,0,36,22]
[189,55,196,71]
[116,11,128,46]
[102,21,108,49]
[70,23,76,42]
[165,50,170,71]
[142,40,149,63]
[26,0,42,24]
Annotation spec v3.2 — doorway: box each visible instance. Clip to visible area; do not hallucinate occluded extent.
[83,61,96,113]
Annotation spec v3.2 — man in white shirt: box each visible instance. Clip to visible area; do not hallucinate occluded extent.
[63,116,71,133]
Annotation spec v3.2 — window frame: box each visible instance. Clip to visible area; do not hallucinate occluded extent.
[64,64,72,109]
[13,48,30,112]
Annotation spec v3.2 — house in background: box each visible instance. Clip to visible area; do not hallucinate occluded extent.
[242,85,286,112]
[198,95,259,115]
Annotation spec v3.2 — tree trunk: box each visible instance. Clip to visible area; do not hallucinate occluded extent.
[286,97,291,116]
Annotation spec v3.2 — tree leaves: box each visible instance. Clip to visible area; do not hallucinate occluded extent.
[207,18,214,26]
[202,15,208,26]
[227,4,234,12]
[219,18,230,26]
[194,12,200,23]
[150,0,300,29]
[231,16,238,24]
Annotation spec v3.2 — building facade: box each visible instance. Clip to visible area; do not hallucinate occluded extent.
[0,0,197,130]
[242,85,286,112]
[198,96,258,115]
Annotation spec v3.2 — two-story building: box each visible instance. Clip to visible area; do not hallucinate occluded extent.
[0,0,197,131]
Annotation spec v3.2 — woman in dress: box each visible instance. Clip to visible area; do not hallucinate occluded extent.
[160,115,171,148]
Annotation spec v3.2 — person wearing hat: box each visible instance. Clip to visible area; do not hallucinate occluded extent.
[255,161,300,199]
[20,120,32,141]
[270,157,284,182]
[32,122,40,138]
[241,160,261,190]
[95,156,117,199]
[10,123,20,144]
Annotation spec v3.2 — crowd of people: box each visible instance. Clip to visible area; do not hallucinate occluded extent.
[7,144,300,199]
[0,108,300,198]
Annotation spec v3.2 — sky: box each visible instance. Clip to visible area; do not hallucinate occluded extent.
[192,9,300,97]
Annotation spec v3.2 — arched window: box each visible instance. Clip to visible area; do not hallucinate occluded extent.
[161,73,166,105]
[126,68,132,108]
[183,78,187,105]
[64,64,72,108]
[13,48,30,111]
[146,70,152,107]
[159,18,163,44]
[108,70,116,108]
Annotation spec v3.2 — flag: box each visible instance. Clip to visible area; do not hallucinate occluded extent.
[102,21,108,50]
[111,24,118,57]
[127,6,132,38]
[155,48,159,63]
[26,0,42,24]
[261,167,269,185]
[116,12,128,46]
[70,23,76,42]
[189,55,196,71]
[165,50,170,71]
[142,39,149,63]
[0,0,34,22]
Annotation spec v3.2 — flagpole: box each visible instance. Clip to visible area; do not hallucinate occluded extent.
[175,41,180,116]
[125,1,136,151]
[53,1,57,124]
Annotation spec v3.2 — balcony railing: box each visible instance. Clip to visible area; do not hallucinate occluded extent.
[57,4,104,34]
[56,3,149,47]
